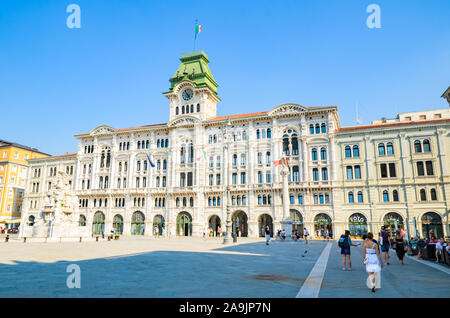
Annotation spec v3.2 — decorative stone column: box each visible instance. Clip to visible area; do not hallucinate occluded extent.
[280,160,293,240]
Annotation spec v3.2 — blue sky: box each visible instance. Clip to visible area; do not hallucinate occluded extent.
[0,0,449,155]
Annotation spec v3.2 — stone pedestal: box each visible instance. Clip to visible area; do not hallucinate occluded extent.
[281,216,293,241]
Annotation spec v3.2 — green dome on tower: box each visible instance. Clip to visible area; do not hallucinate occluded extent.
[165,50,219,96]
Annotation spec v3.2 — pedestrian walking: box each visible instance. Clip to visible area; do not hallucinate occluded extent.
[265,225,270,245]
[281,229,286,241]
[338,230,358,270]
[363,232,383,292]
[394,230,407,265]
[378,226,392,265]
[304,228,309,244]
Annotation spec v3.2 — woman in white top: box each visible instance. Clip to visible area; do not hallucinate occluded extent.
[363,232,384,292]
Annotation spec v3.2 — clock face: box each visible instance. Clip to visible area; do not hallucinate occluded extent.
[182,89,193,101]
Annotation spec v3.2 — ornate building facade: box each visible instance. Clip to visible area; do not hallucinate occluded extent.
[21,51,450,240]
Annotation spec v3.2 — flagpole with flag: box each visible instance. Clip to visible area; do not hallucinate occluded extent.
[194,20,202,51]
[146,153,155,168]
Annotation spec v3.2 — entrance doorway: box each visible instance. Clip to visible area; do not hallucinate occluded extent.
[258,214,273,237]
[208,215,221,237]
[421,212,443,239]
[232,211,248,237]
[314,213,332,238]
[131,211,145,235]
[349,213,367,239]
[383,212,404,236]
[92,211,105,235]
[153,215,165,236]
[290,209,304,236]
[112,214,123,234]
[177,212,192,236]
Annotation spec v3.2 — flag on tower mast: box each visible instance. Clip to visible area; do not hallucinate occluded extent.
[193,20,202,51]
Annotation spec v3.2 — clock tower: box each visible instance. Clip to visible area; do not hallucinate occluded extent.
[163,50,220,122]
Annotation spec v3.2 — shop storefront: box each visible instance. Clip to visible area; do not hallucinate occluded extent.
[348,213,368,239]
[314,213,333,238]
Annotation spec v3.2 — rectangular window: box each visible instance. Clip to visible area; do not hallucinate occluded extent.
[241,172,246,184]
[425,161,434,176]
[354,165,361,179]
[346,166,353,180]
[417,162,425,176]
[380,164,388,178]
[187,172,193,186]
[266,172,271,183]
[232,173,237,185]
[389,163,396,177]
[216,174,221,185]
[258,171,263,184]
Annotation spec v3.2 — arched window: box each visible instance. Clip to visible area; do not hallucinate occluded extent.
[163,160,167,170]
[190,197,194,207]
[267,128,271,138]
[283,135,289,156]
[348,192,354,203]
[393,190,399,202]
[242,195,246,205]
[314,193,318,204]
[378,143,385,156]
[420,188,427,201]
[310,124,314,134]
[290,194,295,204]
[182,197,187,207]
[423,139,431,152]
[176,107,179,115]
[291,134,299,155]
[312,148,318,161]
[322,168,328,181]
[353,145,360,157]
[345,146,352,158]
[181,105,185,114]
[315,124,320,134]
[157,139,160,148]
[320,148,327,160]
[430,188,437,200]
[383,190,389,202]
[176,198,180,207]
[319,194,324,204]
[312,168,319,181]
[197,104,200,112]
[294,194,302,205]
[321,123,326,133]
[414,140,422,153]
[232,154,237,166]
[386,142,394,155]
[357,191,363,203]
[256,129,260,139]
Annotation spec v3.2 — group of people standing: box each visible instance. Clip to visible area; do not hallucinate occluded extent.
[339,226,410,293]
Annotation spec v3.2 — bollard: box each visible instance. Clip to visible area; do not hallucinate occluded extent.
[23,237,26,243]
[102,234,105,239]
[5,235,9,243]
[96,236,99,242]
[107,236,111,241]
[79,237,82,243]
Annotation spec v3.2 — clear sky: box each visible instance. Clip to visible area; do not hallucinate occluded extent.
[1,0,449,156]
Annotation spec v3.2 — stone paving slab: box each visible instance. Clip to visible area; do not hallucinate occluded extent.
[0,238,324,297]
[319,243,450,298]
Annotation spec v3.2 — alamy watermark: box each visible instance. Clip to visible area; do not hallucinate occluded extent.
[66,264,81,288]
[366,4,381,29]
[66,4,81,29]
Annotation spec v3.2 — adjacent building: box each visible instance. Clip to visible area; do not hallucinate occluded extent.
[20,51,450,240]
[0,140,49,228]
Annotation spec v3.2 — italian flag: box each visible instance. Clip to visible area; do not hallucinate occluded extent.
[195,24,202,36]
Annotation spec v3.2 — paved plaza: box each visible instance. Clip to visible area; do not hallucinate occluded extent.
[1,236,449,298]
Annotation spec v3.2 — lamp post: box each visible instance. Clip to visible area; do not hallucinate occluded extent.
[223,118,232,244]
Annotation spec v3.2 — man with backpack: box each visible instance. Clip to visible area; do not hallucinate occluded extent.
[339,230,358,270]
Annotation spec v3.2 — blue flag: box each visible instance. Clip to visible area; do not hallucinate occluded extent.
[146,154,155,167]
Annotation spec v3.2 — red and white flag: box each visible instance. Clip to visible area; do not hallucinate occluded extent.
[272,159,282,166]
